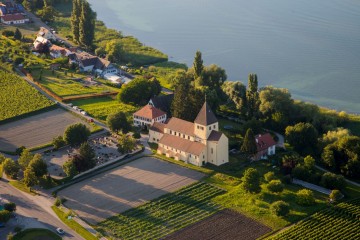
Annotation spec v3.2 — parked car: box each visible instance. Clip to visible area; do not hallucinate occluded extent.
[56,228,64,235]
[81,111,87,116]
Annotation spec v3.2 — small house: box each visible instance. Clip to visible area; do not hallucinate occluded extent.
[254,133,276,160]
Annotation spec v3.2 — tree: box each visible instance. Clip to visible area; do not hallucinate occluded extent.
[37,3,56,22]
[3,158,20,179]
[23,168,38,189]
[281,154,302,175]
[64,123,90,146]
[285,122,318,155]
[0,210,11,223]
[320,172,346,190]
[4,202,16,212]
[71,0,81,43]
[28,154,48,178]
[296,189,315,206]
[79,142,96,164]
[117,134,136,154]
[18,149,34,170]
[106,111,131,133]
[105,40,123,63]
[241,128,257,156]
[71,142,96,172]
[246,73,260,119]
[79,0,95,49]
[241,168,261,193]
[221,81,247,114]
[292,165,310,181]
[264,171,277,182]
[304,155,315,170]
[63,160,78,177]
[193,50,203,79]
[270,201,290,216]
[14,28,22,41]
[329,190,342,202]
[53,136,66,150]
[198,64,227,94]
[267,180,284,193]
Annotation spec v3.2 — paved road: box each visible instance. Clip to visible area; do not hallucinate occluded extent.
[0,180,84,240]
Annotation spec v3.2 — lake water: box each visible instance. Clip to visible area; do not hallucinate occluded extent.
[88,0,360,113]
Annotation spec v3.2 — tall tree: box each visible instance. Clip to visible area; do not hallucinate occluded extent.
[241,128,257,156]
[28,154,48,178]
[14,28,22,41]
[79,0,95,49]
[64,123,90,147]
[246,73,260,119]
[285,122,318,156]
[18,149,34,170]
[71,0,81,43]
[222,81,247,114]
[23,168,38,189]
[193,50,204,79]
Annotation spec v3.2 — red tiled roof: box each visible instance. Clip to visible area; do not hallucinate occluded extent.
[255,133,276,152]
[165,117,195,137]
[149,122,165,134]
[2,13,26,21]
[134,105,166,119]
[159,134,206,156]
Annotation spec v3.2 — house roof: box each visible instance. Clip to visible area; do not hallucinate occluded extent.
[50,45,71,55]
[2,13,26,21]
[255,133,276,152]
[149,122,166,134]
[165,117,195,137]
[207,130,224,142]
[194,102,218,126]
[133,105,166,119]
[159,134,206,156]
[149,94,174,115]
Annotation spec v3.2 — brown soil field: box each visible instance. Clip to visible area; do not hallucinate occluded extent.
[59,157,205,225]
[163,209,272,240]
[0,108,87,152]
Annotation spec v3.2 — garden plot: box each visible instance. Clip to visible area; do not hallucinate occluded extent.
[58,157,205,224]
[0,108,87,152]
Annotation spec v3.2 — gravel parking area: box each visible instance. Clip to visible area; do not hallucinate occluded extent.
[0,108,88,152]
[59,157,205,224]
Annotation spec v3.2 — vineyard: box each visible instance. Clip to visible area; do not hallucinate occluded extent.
[96,182,226,240]
[268,198,360,240]
[0,71,54,121]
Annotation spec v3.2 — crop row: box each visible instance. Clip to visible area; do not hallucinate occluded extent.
[0,70,54,121]
[269,198,360,240]
[97,182,225,240]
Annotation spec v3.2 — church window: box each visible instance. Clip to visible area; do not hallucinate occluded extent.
[211,148,213,154]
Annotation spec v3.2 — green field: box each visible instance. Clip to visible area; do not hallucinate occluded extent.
[14,228,61,240]
[268,198,360,239]
[71,97,138,122]
[0,70,54,121]
[96,182,225,240]
[31,69,119,98]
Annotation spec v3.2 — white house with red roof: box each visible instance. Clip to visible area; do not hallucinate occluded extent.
[149,102,229,166]
[1,13,29,24]
[133,105,167,127]
[254,133,276,160]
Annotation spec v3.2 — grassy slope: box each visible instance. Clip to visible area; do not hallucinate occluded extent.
[14,228,61,240]
[9,181,37,196]
[71,97,138,122]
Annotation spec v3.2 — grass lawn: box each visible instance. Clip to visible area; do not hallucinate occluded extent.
[9,180,37,196]
[96,182,225,240]
[0,23,39,36]
[31,69,119,98]
[71,97,138,122]
[14,228,61,240]
[51,206,98,240]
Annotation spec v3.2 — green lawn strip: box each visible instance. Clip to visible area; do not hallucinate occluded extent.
[267,198,360,239]
[9,180,37,196]
[14,228,61,240]
[51,206,98,240]
[96,182,225,240]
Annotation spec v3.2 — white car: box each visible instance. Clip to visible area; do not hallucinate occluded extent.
[56,227,65,235]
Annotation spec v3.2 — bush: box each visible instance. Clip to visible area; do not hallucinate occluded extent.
[4,202,16,212]
[267,180,284,193]
[2,158,20,179]
[0,210,11,223]
[270,201,290,216]
[54,197,62,207]
[241,168,261,193]
[133,132,141,139]
[296,189,315,206]
[329,189,343,202]
[64,123,90,146]
[52,135,66,150]
[264,171,277,182]
[292,165,310,181]
[2,30,14,37]
[320,172,346,190]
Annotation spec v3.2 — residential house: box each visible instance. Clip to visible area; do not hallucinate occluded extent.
[33,36,50,51]
[49,45,72,59]
[254,133,276,160]
[75,52,117,76]
[149,101,229,166]
[133,105,167,127]
[1,13,28,24]
[37,27,57,42]
[148,94,174,116]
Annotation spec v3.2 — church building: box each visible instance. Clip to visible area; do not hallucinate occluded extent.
[149,102,229,166]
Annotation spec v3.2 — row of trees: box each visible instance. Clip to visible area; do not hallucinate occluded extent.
[71,0,96,49]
